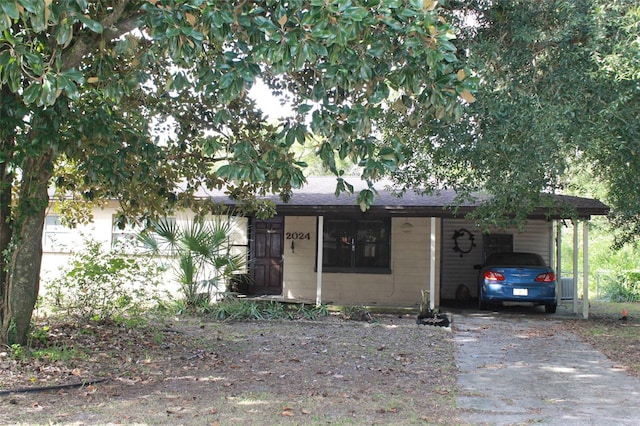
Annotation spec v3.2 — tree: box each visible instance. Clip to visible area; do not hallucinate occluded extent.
[0,1,472,344]
[583,1,640,246]
[384,0,639,235]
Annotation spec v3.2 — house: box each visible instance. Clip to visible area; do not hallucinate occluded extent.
[41,177,609,316]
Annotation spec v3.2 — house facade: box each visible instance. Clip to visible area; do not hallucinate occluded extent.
[41,177,609,310]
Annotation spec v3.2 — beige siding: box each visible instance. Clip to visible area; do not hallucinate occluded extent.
[281,216,318,300]
[282,216,440,306]
[441,219,553,299]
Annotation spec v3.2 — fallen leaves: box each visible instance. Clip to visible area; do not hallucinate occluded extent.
[280,407,294,417]
[280,406,311,417]
[0,314,460,424]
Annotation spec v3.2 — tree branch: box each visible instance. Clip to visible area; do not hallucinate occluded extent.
[61,1,145,70]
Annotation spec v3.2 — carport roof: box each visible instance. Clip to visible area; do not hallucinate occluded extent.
[208,177,609,219]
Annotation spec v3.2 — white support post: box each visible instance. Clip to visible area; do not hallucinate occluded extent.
[583,221,589,319]
[430,217,437,310]
[316,216,324,306]
[573,221,579,314]
[556,221,562,302]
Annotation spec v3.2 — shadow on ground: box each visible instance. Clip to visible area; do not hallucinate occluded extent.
[453,305,640,425]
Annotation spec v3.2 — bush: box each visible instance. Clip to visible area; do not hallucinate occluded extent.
[137,216,245,310]
[599,271,640,302]
[209,298,328,321]
[44,238,166,322]
[340,305,373,322]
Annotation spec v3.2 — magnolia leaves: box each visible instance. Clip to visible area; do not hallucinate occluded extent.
[0,0,103,107]
[3,0,476,214]
[457,69,476,103]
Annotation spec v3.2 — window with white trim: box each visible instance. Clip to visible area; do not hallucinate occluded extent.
[111,216,148,250]
[43,215,72,251]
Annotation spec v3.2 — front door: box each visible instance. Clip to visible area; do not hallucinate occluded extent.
[250,216,284,295]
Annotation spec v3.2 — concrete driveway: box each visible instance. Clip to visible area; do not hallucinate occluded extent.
[454,305,640,425]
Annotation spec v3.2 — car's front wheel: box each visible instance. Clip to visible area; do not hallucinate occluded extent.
[545,303,557,314]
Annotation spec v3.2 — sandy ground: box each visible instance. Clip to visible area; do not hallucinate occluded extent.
[3,306,640,425]
[0,314,458,425]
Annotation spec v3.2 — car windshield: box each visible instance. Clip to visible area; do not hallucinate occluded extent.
[485,252,546,267]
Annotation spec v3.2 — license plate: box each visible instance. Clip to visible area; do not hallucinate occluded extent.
[513,288,528,296]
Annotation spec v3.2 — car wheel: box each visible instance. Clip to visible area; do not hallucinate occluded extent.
[545,303,557,314]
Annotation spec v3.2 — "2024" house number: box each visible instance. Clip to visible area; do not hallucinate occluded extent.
[286,232,311,240]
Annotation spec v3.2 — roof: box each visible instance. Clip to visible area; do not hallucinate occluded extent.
[208,177,609,219]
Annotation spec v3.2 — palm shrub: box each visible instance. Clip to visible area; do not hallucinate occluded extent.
[138,216,245,308]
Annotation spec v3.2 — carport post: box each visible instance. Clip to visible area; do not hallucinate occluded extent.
[555,221,562,300]
[430,217,436,310]
[573,220,579,314]
[583,222,589,319]
[316,216,324,306]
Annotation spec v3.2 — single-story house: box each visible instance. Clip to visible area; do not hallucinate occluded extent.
[41,177,609,317]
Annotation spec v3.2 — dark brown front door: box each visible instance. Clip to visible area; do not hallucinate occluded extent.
[250,216,283,295]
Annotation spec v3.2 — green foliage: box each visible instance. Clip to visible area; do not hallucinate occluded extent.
[7,340,79,363]
[211,298,264,321]
[210,298,329,322]
[28,325,49,346]
[8,343,27,361]
[138,216,245,309]
[0,0,472,215]
[2,0,472,345]
[560,219,640,300]
[385,0,639,236]
[340,305,373,322]
[598,272,640,303]
[261,300,286,319]
[44,238,165,322]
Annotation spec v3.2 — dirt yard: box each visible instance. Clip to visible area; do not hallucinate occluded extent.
[0,314,458,425]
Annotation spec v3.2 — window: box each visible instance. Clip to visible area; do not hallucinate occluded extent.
[111,216,151,251]
[43,215,72,251]
[320,218,391,273]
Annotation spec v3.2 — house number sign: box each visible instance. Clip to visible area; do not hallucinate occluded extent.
[286,232,311,240]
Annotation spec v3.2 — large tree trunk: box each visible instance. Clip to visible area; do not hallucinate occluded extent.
[0,152,54,345]
[0,86,16,346]
[0,159,13,345]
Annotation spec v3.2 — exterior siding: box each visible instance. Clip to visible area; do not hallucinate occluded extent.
[441,219,554,300]
[41,203,119,292]
[40,200,559,307]
[282,216,440,306]
[40,203,249,298]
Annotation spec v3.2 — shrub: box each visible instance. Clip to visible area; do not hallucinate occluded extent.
[340,305,373,322]
[209,298,329,321]
[137,216,245,310]
[600,271,640,302]
[44,238,166,322]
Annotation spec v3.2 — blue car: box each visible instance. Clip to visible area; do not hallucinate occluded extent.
[476,252,557,313]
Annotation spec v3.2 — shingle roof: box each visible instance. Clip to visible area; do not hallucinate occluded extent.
[208,177,609,219]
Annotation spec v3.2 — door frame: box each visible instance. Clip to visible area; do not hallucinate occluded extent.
[249,215,284,295]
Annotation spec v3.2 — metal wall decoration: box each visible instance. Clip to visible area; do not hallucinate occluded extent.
[452,228,476,257]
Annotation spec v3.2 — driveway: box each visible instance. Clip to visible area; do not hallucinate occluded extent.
[454,305,640,425]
